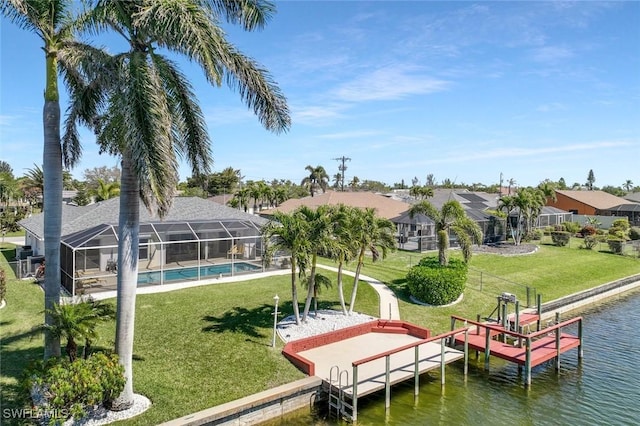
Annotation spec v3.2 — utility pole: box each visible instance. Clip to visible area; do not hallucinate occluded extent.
[333,156,351,191]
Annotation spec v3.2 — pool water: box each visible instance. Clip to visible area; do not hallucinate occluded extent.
[137,262,261,285]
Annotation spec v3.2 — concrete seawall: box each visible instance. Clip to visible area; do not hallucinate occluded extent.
[538,274,640,321]
[159,377,322,426]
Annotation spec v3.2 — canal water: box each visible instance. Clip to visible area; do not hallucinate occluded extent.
[266,290,640,425]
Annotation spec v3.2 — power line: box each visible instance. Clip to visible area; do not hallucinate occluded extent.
[332,156,351,191]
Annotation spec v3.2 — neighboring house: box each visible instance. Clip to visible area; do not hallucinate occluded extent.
[624,192,640,203]
[547,190,639,225]
[259,190,411,220]
[19,197,268,296]
[62,190,78,204]
[392,190,508,251]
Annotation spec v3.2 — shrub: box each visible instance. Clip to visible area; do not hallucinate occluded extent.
[0,267,6,303]
[607,239,625,255]
[629,227,640,241]
[581,235,599,250]
[406,257,467,305]
[24,353,125,423]
[579,225,597,237]
[562,221,581,234]
[525,229,543,241]
[550,231,571,247]
[609,218,630,240]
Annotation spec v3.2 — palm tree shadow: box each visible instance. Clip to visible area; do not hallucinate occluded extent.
[202,302,291,338]
[387,278,414,304]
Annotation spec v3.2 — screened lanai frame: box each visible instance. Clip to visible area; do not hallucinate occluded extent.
[60,219,266,295]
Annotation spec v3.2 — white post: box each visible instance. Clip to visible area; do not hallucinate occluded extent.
[272,294,280,348]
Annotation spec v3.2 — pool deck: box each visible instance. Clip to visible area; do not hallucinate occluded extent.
[87,268,290,301]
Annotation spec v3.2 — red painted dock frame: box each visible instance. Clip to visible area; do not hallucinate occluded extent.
[451,314,583,386]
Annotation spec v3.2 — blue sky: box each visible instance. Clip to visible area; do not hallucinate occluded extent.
[1,1,639,189]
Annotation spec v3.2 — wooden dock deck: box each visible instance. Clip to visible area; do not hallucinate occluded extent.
[451,315,583,386]
[299,333,464,397]
[284,320,467,422]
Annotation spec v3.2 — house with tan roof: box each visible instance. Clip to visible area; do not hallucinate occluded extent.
[547,190,632,215]
[546,190,640,225]
[258,190,411,220]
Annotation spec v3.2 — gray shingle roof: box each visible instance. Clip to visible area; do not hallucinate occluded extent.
[19,197,267,239]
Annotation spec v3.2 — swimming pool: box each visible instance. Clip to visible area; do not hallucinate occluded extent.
[138,262,262,285]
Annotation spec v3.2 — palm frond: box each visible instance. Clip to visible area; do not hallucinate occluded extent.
[122,53,178,216]
[59,42,115,167]
[135,1,290,133]
[204,0,275,30]
[150,53,213,178]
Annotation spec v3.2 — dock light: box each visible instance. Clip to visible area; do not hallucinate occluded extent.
[272,294,280,348]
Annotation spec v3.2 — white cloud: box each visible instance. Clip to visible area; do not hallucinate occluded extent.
[530,46,574,62]
[333,65,450,102]
[292,104,346,125]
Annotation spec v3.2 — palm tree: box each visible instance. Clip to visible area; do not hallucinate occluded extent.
[79,0,290,410]
[302,273,333,317]
[329,205,359,315]
[497,195,517,242]
[89,178,120,202]
[349,176,360,191]
[537,180,557,203]
[43,299,114,362]
[623,180,634,193]
[22,164,44,207]
[2,0,105,359]
[0,172,19,211]
[348,208,396,314]
[298,206,333,322]
[234,187,251,212]
[409,200,482,265]
[410,185,434,200]
[301,165,329,197]
[263,211,311,325]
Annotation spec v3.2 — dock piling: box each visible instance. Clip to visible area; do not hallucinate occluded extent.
[414,346,420,396]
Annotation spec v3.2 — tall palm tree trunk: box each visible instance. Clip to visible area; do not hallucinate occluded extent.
[348,249,365,314]
[336,257,348,315]
[290,257,300,325]
[112,153,140,410]
[43,53,62,359]
[302,254,317,321]
[437,229,449,266]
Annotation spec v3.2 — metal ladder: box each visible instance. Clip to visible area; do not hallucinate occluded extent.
[328,366,354,422]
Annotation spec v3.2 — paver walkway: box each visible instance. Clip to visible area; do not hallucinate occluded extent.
[318,265,400,320]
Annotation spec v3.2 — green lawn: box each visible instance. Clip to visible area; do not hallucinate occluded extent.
[1,239,638,425]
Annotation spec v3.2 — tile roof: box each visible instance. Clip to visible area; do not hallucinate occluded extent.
[19,197,267,240]
[555,190,631,210]
[259,190,411,219]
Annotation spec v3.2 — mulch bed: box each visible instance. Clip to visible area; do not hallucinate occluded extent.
[473,242,538,256]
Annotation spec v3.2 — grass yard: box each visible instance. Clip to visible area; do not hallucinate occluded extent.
[1,238,638,424]
[0,257,379,425]
[321,239,640,333]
